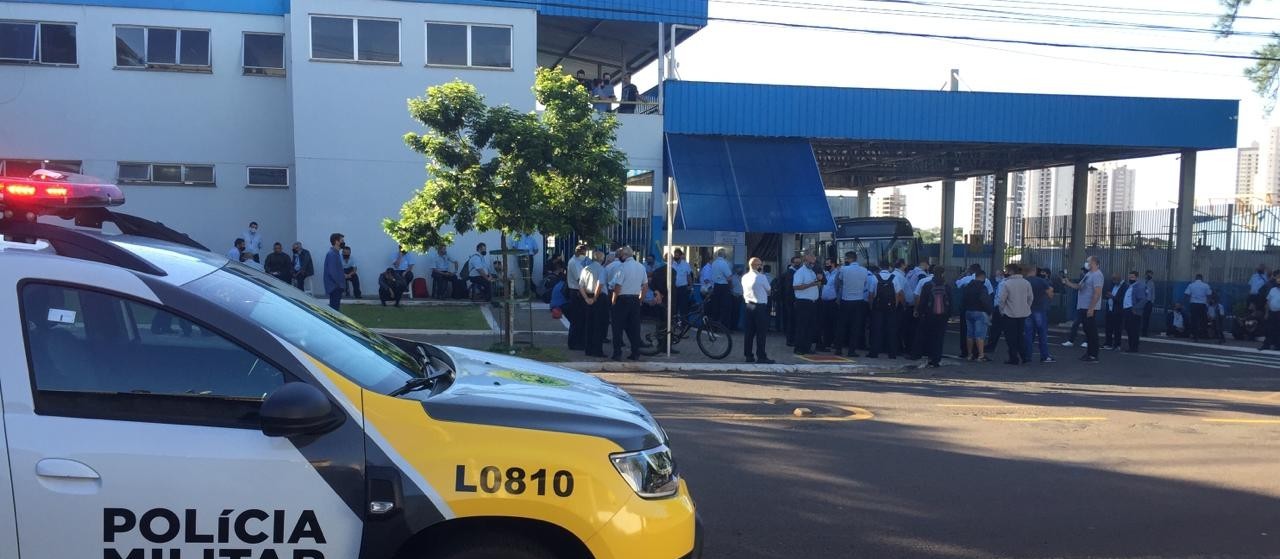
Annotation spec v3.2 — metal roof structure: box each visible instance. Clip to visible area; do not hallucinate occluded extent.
[664,81,1240,189]
[10,0,708,23]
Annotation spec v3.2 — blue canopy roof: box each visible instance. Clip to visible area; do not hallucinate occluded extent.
[665,134,836,233]
[663,81,1239,189]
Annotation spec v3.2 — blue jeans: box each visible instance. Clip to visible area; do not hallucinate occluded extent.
[964,311,989,340]
[1024,310,1051,360]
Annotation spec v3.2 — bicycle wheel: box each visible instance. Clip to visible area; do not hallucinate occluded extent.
[696,321,733,360]
[640,326,669,356]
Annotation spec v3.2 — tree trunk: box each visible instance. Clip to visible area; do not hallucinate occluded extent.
[500,232,515,347]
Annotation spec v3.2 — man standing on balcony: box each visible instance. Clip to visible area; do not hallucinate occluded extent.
[618,74,640,114]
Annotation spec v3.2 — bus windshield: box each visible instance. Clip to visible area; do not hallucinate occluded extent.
[836,238,915,267]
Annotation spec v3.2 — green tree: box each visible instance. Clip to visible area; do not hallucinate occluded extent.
[386,67,628,343]
[1218,1,1280,111]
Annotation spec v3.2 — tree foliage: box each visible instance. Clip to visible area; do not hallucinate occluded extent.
[1218,0,1280,112]
[385,67,629,251]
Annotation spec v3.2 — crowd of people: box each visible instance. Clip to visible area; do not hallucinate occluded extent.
[571,70,646,113]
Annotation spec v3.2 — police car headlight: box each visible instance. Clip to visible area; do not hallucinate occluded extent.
[610,445,679,499]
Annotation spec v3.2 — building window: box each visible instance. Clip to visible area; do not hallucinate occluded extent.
[115,26,211,70]
[247,166,288,188]
[0,21,76,65]
[243,32,285,76]
[118,162,215,186]
[309,15,399,64]
[426,22,511,69]
[1,159,82,177]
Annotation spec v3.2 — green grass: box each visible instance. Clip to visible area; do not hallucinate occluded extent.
[341,304,490,330]
[486,343,570,363]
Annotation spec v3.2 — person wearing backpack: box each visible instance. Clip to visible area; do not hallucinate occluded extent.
[914,266,950,368]
[868,262,905,359]
[961,269,993,362]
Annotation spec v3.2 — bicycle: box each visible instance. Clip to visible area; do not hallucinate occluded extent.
[640,301,733,359]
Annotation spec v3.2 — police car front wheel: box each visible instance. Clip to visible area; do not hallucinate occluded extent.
[429,535,556,559]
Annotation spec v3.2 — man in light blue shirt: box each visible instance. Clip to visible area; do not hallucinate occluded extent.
[1249,264,1269,312]
[834,252,872,357]
[392,246,417,297]
[817,258,840,351]
[428,245,457,300]
[709,248,734,328]
[1184,274,1213,341]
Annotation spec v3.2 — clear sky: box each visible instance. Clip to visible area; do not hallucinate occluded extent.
[643,0,1280,230]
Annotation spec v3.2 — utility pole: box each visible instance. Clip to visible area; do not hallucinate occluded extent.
[950,68,960,92]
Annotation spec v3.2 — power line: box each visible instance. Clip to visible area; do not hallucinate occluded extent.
[474,0,1280,62]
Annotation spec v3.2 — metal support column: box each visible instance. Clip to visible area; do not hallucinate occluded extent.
[1173,150,1197,279]
[1069,161,1089,270]
[991,172,1008,274]
[858,187,872,218]
[940,180,956,269]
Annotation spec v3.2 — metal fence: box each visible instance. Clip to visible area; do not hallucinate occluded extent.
[545,189,653,264]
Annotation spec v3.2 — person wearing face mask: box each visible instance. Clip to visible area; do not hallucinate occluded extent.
[1123,270,1149,352]
[778,256,802,341]
[466,243,494,302]
[791,252,821,355]
[1105,273,1126,350]
[242,221,263,264]
[817,258,840,352]
[1141,270,1156,337]
[290,242,314,292]
[742,257,776,364]
[609,247,648,361]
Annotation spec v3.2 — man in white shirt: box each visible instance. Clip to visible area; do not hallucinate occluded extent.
[578,250,608,358]
[909,265,935,360]
[792,252,821,355]
[428,245,457,300]
[834,252,872,357]
[227,238,249,265]
[895,260,915,356]
[868,262,906,359]
[610,247,648,361]
[1261,273,1280,350]
[466,243,493,301]
[955,264,994,358]
[670,249,694,322]
[742,256,775,364]
[565,244,590,351]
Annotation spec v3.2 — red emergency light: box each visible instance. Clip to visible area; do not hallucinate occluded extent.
[0,172,124,216]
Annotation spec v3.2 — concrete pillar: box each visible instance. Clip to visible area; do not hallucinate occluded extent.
[1068,161,1089,270]
[1173,150,1197,279]
[991,172,1008,275]
[858,187,872,218]
[940,180,956,268]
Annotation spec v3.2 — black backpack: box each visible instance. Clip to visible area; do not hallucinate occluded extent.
[873,274,897,311]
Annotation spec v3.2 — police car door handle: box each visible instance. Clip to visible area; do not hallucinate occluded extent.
[35,458,100,480]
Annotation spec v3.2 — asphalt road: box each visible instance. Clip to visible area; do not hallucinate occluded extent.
[602,330,1280,559]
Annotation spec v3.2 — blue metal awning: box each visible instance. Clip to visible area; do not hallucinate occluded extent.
[665,134,836,233]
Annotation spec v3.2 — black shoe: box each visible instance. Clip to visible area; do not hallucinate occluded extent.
[867,354,879,358]
[1004,359,1020,365]
[1080,356,1098,363]
[794,350,811,355]
[927,362,941,368]
[627,354,640,361]
[815,346,830,352]
[611,353,622,360]
[832,349,843,356]
[745,356,756,363]
[758,358,776,364]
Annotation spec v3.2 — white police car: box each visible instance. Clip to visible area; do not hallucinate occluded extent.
[0,172,700,559]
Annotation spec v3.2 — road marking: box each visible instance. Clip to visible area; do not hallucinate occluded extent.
[657,406,875,422]
[1187,353,1280,369]
[1146,353,1232,368]
[982,416,1107,422]
[1202,418,1280,424]
[937,404,1036,409]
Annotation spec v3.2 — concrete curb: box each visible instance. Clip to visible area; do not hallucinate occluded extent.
[559,361,909,374]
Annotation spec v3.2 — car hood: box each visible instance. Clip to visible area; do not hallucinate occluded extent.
[419,346,665,451]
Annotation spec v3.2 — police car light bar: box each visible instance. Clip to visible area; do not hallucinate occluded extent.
[0,172,124,218]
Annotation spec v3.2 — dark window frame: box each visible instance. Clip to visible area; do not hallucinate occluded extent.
[0,20,77,66]
[247,166,289,188]
[424,21,512,70]
[114,24,212,72]
[242,31,285,76]
[308,14,400,65]
[0,159,83,177]
[17,280,299,430]
[117,162,216,186]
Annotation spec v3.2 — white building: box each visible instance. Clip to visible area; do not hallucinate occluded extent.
[1,0,693,292]
[875,187,907,219]
[1237,141,1260,202]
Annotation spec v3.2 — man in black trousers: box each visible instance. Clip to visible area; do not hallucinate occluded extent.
[914,266,950,368]
[791,252,821,355]
[610,247,647,361]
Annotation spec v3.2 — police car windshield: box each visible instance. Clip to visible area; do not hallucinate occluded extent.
[187,263,423,393]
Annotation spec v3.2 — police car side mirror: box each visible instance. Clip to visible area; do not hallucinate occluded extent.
[259,383,344,437]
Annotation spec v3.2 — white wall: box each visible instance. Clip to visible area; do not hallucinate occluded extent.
[288,0,538,290]
[0,3,295,253]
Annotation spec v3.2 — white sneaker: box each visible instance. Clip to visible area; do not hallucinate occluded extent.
[1061,341,1074,347]
[1081,343,1088,348]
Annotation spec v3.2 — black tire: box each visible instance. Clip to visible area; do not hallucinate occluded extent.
[697,320,733,360]
[640,326,668,356]
[430,534,555,559]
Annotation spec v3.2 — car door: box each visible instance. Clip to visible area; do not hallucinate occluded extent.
[2,266,364,559]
